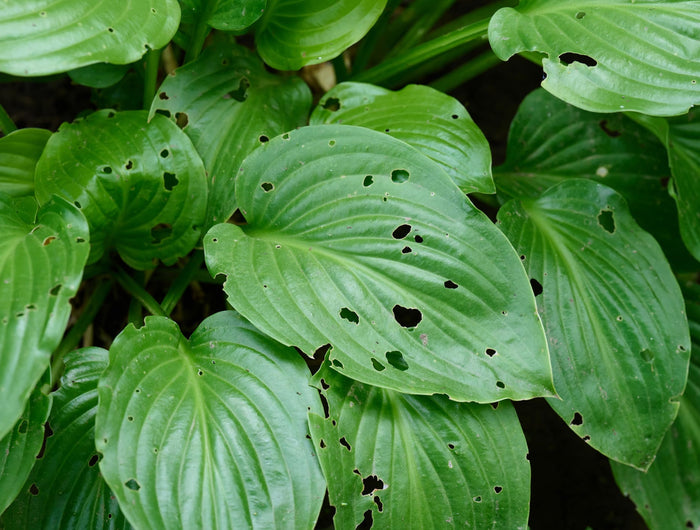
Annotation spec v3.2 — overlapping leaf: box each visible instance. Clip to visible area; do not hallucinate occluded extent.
[149,38,311,229]
[3,348,131,529]
[0,128,51,198]
[488,1,700,116]
[0,370,51,515]
[498,179,690,469]
[310,82,493,194]
[308,364,531,529]
[95,312,325,529]
[179,0,266,31]
[35,110,207,270]
[611,284,700,529]
[494,88,695,270]
[0,0,180,76]
[255,0,387,70]
[0,194,89,439]
[205,124,553,403]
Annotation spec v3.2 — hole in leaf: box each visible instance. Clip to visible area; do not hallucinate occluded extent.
[29,483,39,496]
[486,348,496,357]
[125,479,140,491]
[232,208,248,225]
[392,304,422,328]
[641,349,654,362]
[362,475,385,495]
[559,52,597,67]
[373,495,383,512]
[175,112,188,128]
[127,416,134,421]
[473,496,482,503]
[571,412,583,425]
[329,139,336,147]
[339,437,352,451]
[447,443,455,450]
[319,439,326,448]
[392,224,411,239]
[583,435,591,442]
[259,135,269,143]
[530,278,543,296]
[391,169,410,183]
[444,280,458,289]
[323,97,340,111]
[74,201,81,208]
[49,284,62,296]
[197,369,203,376]
[363,175,374,187]
[150,223,172,244]
[599,120,622,137]
[319,392,330,418]
[331,358,344,369]
[451,114,459,119]
[17,419,28,434]
[686,521,694,528]
[496,381,506,389]
[386,350,408,371]
[125,160,133,170]
[88,454,100,466]
[401,246,412,254]
[102,166,113,174]
[371,358,385,371]
[42,236,55,246]
[320,378,329,390]
[163,172,178,191]
[575,11,585,19]
[340,307,359,324]
[107,27,114,33]
[160,149,169,158]
[158,92,169,100]
[356,509,373,530]
[494,486,503,494]
[598,209,615,233]
[228,78,250,102]
[414,235,423,243]
[261,182,274,192]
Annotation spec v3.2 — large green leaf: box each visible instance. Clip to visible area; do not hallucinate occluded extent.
[95,312,325,529]
[488,1,700,116]
[149,38,311,229]
[611,283,700,529]
[308,364,531,529]
[179,0,266,31]
[0,369,51,515]
[205,124,553,403]
[310,82,494,194]
[498,179,690,469]
[35,110,207,270]
[494,88,696,270]
[0,194,89,439]
[0,1,180,76]
[255,0,387,70]
[2,348,131,529]
[0,128,51,198]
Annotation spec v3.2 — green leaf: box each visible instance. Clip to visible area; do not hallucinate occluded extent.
[0,194,89,439]
[2,348,132,529]
[255,0,388,70]
[94,312,325,529]
[310,82,494,194]
[494,88,696,270]
[488,1,700,116]
[149,38,311,229]
[205,124,553,403]
[35,110,207,270]
[0,1,180,76]
[611,283,700,529]
[179,0,266,31]
[0,369,51,515]
[309,364,531,529]
[497,179,690,470]
[0,128,51,198]
[68,63,131,89]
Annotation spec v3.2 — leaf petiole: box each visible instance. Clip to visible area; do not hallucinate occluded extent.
[0,103,17,135]
[113,266,167,318]
[161,250,205,315]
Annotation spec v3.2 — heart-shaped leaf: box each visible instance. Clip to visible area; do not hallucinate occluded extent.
[35,110,207,270]
[179,0,266,31]
[255,0,387,70]
[205,124,553,403]
[309,364,531,529]
[0,128,51,198]
[149,38,311,229]
[0,369,51,515]
[310,82,494,194]
[0,194,89,439]
[0,0,180,76]
[611,283,700,529]
[494,88,695,270]
[488,1,700,116]
[95,312,325,529]
[2,348,131,529]
[498,179,690,469]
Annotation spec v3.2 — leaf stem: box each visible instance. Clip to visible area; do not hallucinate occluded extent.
[113,266,167,317]
[161,250,205,315]
[50,276,114,386]
[0,103,17,135]
[429,48,502,93]
[142,47,163,110]
[184,1,214,63]
[352,0,403,73]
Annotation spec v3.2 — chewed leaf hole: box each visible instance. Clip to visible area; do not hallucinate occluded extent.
[361,475,385,495]
[371,358,385,371]
[571,412,583,426]
[163,172,178,190]
[392,304,422,328]
[494,486,503,494]
[641,349,654,362]
[261,182,274,192]
[598,209,615,233]
[17,419,28,434]
[444,280,458,289]
[322,97,340,111]
[392,224,411,239]
[485,348,496,357]
[339,307,359,324]
[49,284,62,296]
[401,246,412,254]
[339,437,352,451]
[414,234,423,243]
[530,278,543,296]
[559,52,597,67]
[150,223,173,244]
[42,236,56,246]
[160,149,169,158]
[575,11,585,19]
[331,358,344,368]
[496,381,506,389]
[363,175,374,187]
[29,483,39,496]
[228,77,250,102]
[175,112,188,128]
[374,495,384,512]
[125,160,133,170]
[259,135,269,143]
[599,119,621,137]
[391,169,410,183]
[386,350,408,371]
[124,479,141,491]
[158,91,169,100]
[88,453,100,466]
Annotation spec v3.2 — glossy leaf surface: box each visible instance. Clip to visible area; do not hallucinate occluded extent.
[0,128,51,198]
[179,0,266,30]
[0,0,180,76]
[95,312,324,529]
[495,88,694,270]
[3,348,131,529]
[611,284,700,529]
[150,39,311,229]
[255,0,387,70]
[498,180,690,469]
[311,82,493,194]
[0,195,89,439]
[205,125,553,403]
[309,364,530,529]
[35,110,207,270]
[0,370,51,515]
[488,1,700,115]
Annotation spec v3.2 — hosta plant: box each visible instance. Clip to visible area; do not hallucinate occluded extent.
[0,0,699,528]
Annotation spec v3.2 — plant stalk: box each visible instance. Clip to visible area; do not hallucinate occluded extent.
[185,0,214,63]
[429,49,502,93]
[143,47,163,110]
[161,250,205,315]
[0,103,17,135]
[113,266,167,317]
